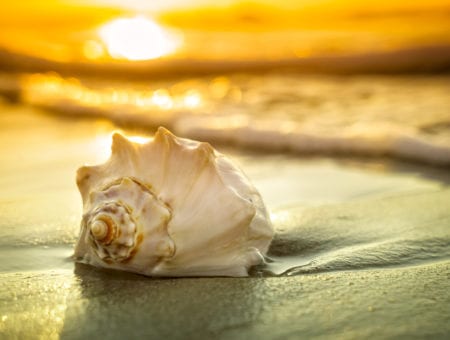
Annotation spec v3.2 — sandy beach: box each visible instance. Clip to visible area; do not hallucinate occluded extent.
[1,101,449,339]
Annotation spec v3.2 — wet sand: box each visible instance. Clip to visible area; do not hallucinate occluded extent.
[1,103,449,339]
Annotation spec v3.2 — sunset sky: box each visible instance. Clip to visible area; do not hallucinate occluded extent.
[1,0,449,62]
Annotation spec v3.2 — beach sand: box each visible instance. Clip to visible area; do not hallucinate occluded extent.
[1,102,449,339]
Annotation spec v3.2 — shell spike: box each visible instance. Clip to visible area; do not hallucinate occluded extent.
[156,126,173,136]
[111,132,135,156]
[154,126,177,143]
[197,142,214,156]
[76,165,96,202]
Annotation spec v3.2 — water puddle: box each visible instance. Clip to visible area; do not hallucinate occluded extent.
[249,250,450,277]
[0,245,73,273]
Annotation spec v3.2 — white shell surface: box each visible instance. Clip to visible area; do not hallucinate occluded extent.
[74,127,274,277]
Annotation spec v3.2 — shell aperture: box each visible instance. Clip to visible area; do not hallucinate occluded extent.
[74,127,274,277]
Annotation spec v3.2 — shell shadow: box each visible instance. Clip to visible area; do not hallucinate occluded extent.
[59,263,268,339]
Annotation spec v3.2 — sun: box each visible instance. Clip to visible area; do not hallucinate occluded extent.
[98,16,180,61]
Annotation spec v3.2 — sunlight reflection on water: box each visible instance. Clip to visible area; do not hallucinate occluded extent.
[21,72,207,113]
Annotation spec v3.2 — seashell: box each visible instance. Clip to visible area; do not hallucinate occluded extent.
[74,127,274,277]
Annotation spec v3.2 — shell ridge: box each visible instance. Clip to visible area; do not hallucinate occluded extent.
[111,132,134,155]
[170,141,214,206]
[214,154,274,254]
[164,180,257,271]
[76,165,99,203]
[153,129,214,206]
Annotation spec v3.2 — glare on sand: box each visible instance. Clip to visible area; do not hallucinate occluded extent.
[97,16,181,61]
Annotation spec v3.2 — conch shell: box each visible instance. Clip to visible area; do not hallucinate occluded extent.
[74,127,273,277]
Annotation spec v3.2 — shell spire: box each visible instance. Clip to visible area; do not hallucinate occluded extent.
[74,128,274,277]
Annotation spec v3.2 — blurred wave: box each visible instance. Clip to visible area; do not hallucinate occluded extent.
[1,71,449,166]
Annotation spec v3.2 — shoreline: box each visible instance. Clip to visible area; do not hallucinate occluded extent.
[1,44,450,79]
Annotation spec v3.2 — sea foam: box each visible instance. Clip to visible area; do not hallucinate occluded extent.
[3,72,450,166]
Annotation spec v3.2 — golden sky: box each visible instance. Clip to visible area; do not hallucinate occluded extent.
[1,0,449,62]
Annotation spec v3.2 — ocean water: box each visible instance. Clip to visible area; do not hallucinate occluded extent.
[2,72,449,165]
